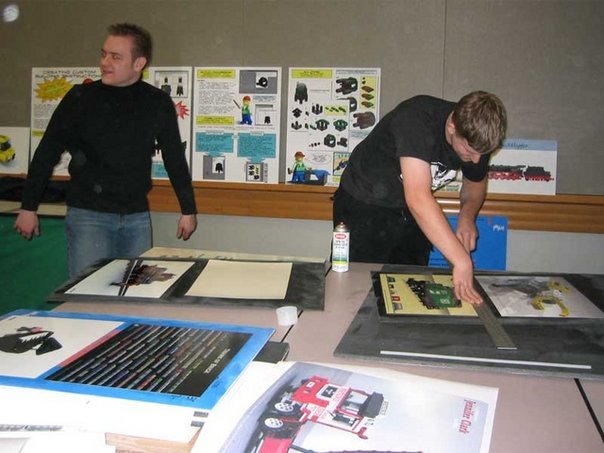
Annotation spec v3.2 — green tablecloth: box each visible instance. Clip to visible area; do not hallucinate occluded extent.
[0,214,67,315]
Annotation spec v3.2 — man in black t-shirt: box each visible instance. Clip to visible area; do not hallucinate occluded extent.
[334,91,507,304]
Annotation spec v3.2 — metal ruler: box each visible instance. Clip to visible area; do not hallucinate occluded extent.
[473,302,517,350]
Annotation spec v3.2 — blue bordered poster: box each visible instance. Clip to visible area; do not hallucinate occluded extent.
[0,309,273,410]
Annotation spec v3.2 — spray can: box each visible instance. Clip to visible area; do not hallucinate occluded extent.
[332,222,350,272]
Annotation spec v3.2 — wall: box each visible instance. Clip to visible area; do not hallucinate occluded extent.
[151,212,604,274]
[1,0,603,193]
[1,0,602,273]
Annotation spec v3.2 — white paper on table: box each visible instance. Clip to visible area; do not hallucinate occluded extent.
[186,260,292,299]
[65,259,195,298]
[19,432,114,453]
[0,438,28,453]
[191,361,286,453]
[0,385,199,444]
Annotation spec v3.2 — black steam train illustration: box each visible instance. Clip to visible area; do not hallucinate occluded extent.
[488,165,553,182]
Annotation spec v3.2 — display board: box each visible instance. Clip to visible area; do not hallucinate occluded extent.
[0,127,29,175]
[30,66,192,180]
[142,66,193,178]
[192,67,281,183]
[30,67,100,176]
[285,68,380,186]
[488,139,558,195]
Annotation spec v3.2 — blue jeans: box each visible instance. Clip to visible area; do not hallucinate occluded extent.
[65,207,152,278]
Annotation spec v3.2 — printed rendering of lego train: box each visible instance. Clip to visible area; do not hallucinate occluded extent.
[488,165,553,182]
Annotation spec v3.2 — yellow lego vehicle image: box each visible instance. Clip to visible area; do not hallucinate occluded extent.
[0,135,16,163]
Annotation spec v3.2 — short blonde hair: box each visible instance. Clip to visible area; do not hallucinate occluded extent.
[452,91,507,154]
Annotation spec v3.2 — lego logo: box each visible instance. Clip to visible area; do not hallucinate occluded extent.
[334,233,347,239]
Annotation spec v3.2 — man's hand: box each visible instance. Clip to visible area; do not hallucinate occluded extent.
[452,257,483,304]
[14,210,40,240]
[176,214,197,240]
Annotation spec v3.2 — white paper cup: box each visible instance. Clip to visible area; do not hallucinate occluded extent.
[276,305,298,326]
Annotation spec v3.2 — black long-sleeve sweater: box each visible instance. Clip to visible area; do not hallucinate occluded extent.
[22,80,196,215]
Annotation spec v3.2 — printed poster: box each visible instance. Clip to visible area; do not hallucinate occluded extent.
[30,67,100,176]
[286,68,380,186]
[0,309,273,409]
[143,66,193,178]
[192,67,281,183]
[378,273,478,317]
[487,139,557,195]
[196,361,497,453]
[63,258,195,298]
[475,275,604,319]
[0,126,30,175]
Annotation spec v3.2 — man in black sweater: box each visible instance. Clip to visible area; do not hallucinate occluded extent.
[14,23,197,277]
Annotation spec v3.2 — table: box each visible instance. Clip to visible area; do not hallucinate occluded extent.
[284,262,604,453]
[22,252,604,452]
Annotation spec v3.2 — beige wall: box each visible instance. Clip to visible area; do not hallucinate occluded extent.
[1,0,603,194]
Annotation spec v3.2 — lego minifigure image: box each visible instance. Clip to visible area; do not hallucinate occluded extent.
[288,151,308,183]
[240,95,252,125]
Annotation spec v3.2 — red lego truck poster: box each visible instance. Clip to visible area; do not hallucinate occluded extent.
[195,362,498,453]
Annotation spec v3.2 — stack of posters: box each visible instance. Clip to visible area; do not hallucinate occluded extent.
[193,361,498,453]
[0,309,273,441]
[336,265,604,378]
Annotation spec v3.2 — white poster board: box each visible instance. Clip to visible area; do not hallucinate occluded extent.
[142,66,193,179]
[286,68,380,186]
[30,67,100,176]
[487,139,557,195]
[0,127,30,175]
[191,67,281,183]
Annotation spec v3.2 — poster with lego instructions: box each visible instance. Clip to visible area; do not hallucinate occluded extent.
[286,68,380,186]
[0,126,30,175]
[30,67,100,176]
[192,67,281,183]
[143,66,193,179]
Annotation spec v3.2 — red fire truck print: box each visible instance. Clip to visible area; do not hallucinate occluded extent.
[249,375,388,453]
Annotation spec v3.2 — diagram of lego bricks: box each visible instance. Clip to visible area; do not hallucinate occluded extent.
[286,68,380,186]
[191,67,281,183]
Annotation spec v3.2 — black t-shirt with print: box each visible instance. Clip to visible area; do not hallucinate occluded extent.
[340,95,489,209]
